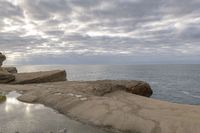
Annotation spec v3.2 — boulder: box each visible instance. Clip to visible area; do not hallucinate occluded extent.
[0,71,15,83]
[11,70,67,84]
[2,67,18,73]
[126,81,153,97]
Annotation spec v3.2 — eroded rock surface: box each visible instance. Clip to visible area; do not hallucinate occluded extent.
[0,53,16,83]
[0,81,199,133]
[0,53,67,84]
[3,67,18,73]
[0,71,15,83]
[0,52,6,67]
[11,70,67,84]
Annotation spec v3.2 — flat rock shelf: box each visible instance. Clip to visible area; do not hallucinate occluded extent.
[0,80,200,133]
[0,91,110,133]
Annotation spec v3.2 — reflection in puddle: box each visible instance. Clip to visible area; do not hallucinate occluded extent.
[0,92,109,133]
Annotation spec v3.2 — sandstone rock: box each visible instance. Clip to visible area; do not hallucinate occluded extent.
[90,80,153,97]
[3,67,18,73]
[17,93,37,103]
[0,71,15,83]
[126,81,153,97]
[11,70,67,84]
[0,53,16,83]
[6,81,200,133]
[0,53,6,67]
[92,83,126,96]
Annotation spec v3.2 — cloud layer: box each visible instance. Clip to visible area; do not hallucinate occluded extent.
[0,0,200,64]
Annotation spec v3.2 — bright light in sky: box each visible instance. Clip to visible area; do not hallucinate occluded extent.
[0,0,200,64]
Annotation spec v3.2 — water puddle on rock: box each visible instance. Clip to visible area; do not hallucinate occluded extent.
[0,92,109,133]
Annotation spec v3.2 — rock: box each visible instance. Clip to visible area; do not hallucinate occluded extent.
[17,92,38,103]
[0,71,15,83]
[126,81,153,97]
[90,80,153,97]
[92,83,126,96]
[6,80,200,133]
[11,70,67,84]
[58,128,67,133]
[2,67,18,73]
[0,53,16,83]
[0,53,6,67]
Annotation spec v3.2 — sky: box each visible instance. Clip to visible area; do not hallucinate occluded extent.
[0,0,200,65]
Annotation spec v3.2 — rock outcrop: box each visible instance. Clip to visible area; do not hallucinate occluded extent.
[0,71,15,83]
[0,53,67,84]
[0,52,6,67]
[3,67,18,73]
[0,53,15,83]
[11,70,67,84]
[0,81,197,133]
[90,80,152,97]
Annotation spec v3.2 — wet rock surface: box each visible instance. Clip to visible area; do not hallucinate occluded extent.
[0,81,199,133]
[0,91,109,133]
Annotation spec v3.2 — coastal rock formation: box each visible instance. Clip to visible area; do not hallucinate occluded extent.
[3,67,18,73]
[90,80,152,97]
[126,81,152,97]
[0,52,6,67]
[0,81,198,133]
[0,53,67,84]
[11,70,67,84]
[0,53,16,83]
[0,71,15,83]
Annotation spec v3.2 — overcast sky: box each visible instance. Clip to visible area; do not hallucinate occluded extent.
[0,0,200,65]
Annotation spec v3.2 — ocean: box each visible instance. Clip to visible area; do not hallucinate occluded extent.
[15,64,200,105]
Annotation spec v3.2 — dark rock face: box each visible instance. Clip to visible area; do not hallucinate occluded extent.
[0,53,6,67]
[0,71,15,83]
[11,70,67,84]
[126,81,153,97]
[91,80,153,97]
[2,67,18,74]
[0,53,15,83]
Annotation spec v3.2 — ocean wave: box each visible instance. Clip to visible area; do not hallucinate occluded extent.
[182,91,200,99]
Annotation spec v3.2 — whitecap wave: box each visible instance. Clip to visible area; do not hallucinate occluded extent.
[182,91,200,99]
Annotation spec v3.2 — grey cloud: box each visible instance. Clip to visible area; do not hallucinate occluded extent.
[161,0,200,16]
[178,25,200,40]
[0,0,200,64]
[22,0,71,20]
[69,0,102,8]
[0,1,23,18]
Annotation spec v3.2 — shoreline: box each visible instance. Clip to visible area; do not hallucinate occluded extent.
[1,80,200,133]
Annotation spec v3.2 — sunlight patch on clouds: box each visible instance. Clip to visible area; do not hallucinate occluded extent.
[22,11,45,36]
[0,0,200,64]
[2,18,20,32]
[7,0,20,6]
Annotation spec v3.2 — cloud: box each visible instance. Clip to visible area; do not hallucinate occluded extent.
[0,0,199,64]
